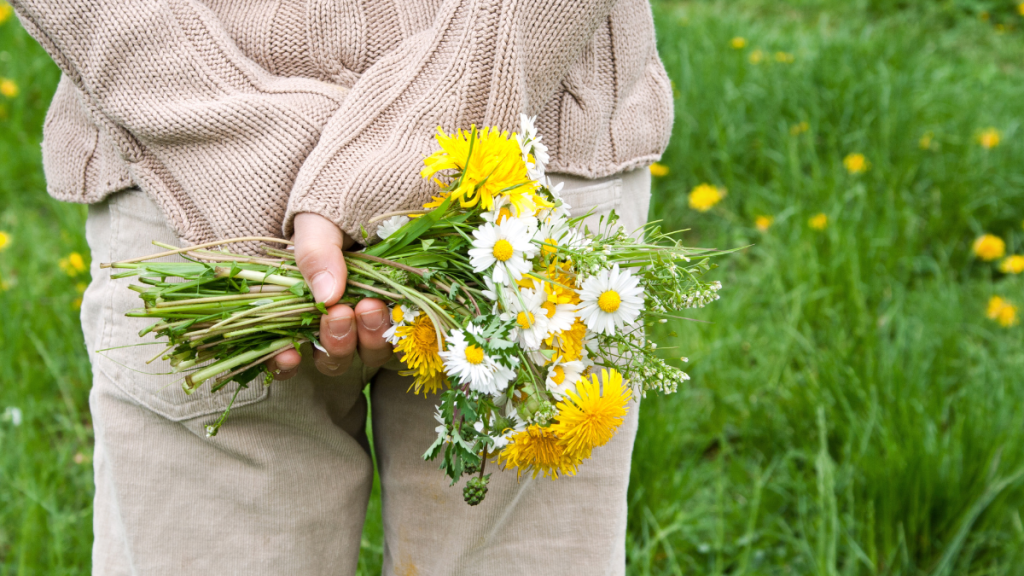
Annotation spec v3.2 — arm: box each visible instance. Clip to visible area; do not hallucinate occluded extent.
[13,0,391,377]
[12,0,348,243]
[283,0,619,240]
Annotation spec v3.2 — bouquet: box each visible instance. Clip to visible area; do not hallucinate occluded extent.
[105,116,726,505]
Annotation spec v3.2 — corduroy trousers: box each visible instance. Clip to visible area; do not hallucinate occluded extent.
[80,168,651,576]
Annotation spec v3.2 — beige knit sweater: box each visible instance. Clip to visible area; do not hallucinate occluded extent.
[14,0,673,245]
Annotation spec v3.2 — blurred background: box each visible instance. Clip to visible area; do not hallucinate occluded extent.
[2,0,1024,574]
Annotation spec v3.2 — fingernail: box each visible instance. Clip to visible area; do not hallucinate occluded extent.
[310,271,335,303]
[360,308,388,331]
[328,316,353,338]
[321,360,342,371]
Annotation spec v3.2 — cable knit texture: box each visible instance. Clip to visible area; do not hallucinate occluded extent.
[15,0,673,245]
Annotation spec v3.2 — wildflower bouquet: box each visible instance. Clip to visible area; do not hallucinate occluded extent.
[106,116,726,505]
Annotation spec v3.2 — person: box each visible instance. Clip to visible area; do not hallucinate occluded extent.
[12,0,673,573]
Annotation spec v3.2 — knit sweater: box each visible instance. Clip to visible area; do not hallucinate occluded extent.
[13,0,673,246]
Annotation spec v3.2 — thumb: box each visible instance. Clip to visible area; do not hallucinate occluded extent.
[293,212,350,305]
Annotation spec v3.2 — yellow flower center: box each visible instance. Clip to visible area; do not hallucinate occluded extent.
[598,291,621,313]
[492,239,515,262]
[517,311,535,329]
[464,345,485,365]
[391,306,404,324]
[551,366,566,385]
[542,301,557,319]
[541,238,558,258]
[413,322,437,350]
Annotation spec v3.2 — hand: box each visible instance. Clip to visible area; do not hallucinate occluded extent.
[265,213,393,380]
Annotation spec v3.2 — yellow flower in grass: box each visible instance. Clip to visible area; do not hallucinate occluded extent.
[550,369,631,461]
[755,215,774,231]
[987,296,1019,328]
[0,230,10,251]
[393,313,448,396]
[72,297,82,310]
[0,2,11,25]
[748,49,764,65]
[730,37,747,49]
[0,78,17,98]
[774,51,794,64]
[790,121,809,136]
[978,128,1000,150]
[972,234,1005,261]
[649,163,670,177]
[919,132,934,150]
[421,126,551,216]
[58,252,87,276]
[1000,255,1024,274]
[809,213,828,230]
[499,425,579,479]
[843,153,869,175]
[1019,2,1024,16]
[688,183,724,212]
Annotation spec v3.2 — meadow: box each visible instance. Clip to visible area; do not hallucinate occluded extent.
[2,0,1024,574]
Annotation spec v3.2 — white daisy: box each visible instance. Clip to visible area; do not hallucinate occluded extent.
[506,287,551,350]
[534,216,571,259]
[518,114,549,181]
[439,327,516,395]
[382,304,419,345]
[577,264,645,336]
[481,194,518,225]
[376,215,410,240]
[545,358,585,401]
[468,216,539,286]
[541,298,576,336]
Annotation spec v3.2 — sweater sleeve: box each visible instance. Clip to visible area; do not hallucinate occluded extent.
[283,0,618,241]
[12,0,348,246]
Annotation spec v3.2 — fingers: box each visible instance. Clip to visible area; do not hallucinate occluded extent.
[355,299,393,368]
[293,212,351,306]
[313,305,357,376]
[266,348,301,381]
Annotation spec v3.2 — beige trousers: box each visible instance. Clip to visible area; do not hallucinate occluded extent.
[81,169,651,576]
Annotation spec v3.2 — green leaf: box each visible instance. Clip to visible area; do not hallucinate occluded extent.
[288,282,306,296]
[315,302,328,314]
[421,238,435,251]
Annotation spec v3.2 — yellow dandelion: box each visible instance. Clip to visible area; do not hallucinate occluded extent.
[0,78,17,98]
[0,2,11,26]
[76,281,88,294]
[980,11,990,21]
[393,313,448,396]
[498,425,579,479]
[790,121,809,136]
[978,128,1000,150]
[843,153,869,175]
[649,163,670,177]
[755,215,773,231]
[919,132,934,150]
[999,255,1024,274]
[1019,2,1024,16]
[0,278,10,292]
[541,261,580,306]
[748,49,764,65]
[972,234,1006,261]
[72,297,82,310]
[809,213,828,230]
[688,183,725,212]
[421,125,551,216]
[0,230,10,251]
[550,369,631,461]
[59,251,88,276]
[548,318,587,362]
[730,37,747,49]
[987,296,1019,328]
[774,51,794,64]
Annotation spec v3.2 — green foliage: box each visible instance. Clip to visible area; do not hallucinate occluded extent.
[3,1,1024,574]
[630,1,1024,574]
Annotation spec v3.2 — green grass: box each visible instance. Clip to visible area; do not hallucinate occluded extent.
[2,1,1024,574]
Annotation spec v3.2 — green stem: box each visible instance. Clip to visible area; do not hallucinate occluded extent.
[185,337,294,390]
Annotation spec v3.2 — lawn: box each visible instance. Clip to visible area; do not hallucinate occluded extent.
[2,1,1024,574]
